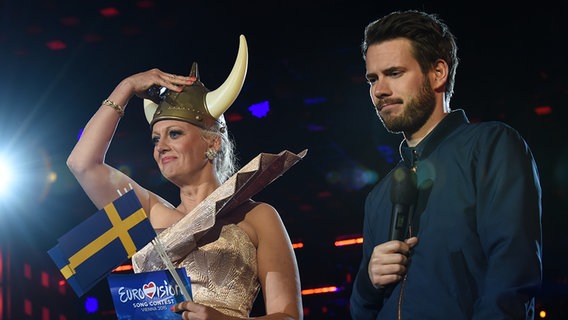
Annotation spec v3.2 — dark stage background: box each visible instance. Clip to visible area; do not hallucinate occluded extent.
[0,0,566,319]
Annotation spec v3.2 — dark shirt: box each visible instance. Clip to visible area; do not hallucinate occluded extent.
[350,109,542,319]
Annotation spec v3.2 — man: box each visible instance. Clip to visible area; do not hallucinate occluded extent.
[349,10,542,319]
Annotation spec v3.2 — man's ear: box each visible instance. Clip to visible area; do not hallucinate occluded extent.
[431,59,448,92]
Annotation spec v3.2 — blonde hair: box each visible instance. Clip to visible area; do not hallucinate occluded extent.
[202,127,237,184]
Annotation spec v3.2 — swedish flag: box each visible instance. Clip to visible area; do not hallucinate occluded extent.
[48,190,156,297]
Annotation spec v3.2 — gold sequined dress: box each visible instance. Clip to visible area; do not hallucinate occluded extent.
[132,150,308,317]
[132,209,260,317]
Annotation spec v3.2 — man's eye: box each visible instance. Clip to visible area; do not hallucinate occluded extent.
[388,71,402,77]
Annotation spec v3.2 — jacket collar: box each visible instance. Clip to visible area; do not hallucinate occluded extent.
[400,109,469,168]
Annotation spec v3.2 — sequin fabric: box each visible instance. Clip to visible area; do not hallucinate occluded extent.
[132,150,307,316]
[188,224,259,316]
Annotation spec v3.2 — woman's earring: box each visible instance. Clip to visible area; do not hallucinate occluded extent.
[205,148,217,160]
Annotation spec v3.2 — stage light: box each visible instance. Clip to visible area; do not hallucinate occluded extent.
[301,286,340,295]
[325,166,378,191]
[303,97,326,105]
[226,112,243,122]
[84,296,99,314]
[378,145,397,164]
[113,263,134,273]
[334,237,363,247]
[306,123,325,132]
[534,105,552,116]
[0,146,56,212]
[46,40,67,51]
[0,155,12,196]
[100,7,120,17]
[248,101,270,118]
[47,171,57,183]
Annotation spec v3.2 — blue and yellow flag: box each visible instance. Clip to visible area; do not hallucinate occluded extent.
[48,190,156,297]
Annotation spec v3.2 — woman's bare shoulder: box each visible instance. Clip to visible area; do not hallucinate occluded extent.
[147,195,184,229]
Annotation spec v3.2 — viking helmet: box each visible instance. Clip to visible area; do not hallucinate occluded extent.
[144,35,248,132]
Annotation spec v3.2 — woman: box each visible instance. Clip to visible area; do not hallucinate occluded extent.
[67,35,303,320]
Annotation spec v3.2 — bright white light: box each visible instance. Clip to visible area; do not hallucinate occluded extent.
[0,156,12,196]
[0,148,53,212]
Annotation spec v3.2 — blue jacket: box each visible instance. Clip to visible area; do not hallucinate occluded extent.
[350,110,542,319]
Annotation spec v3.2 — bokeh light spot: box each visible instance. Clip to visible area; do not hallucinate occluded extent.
[249,101,270,118]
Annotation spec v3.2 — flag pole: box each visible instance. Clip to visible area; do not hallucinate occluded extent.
[152,238,193,302]
[117,186,192,302]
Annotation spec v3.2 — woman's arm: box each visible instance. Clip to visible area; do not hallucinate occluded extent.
[250,203,303,320]
[67,69,194,214]
[170,202,303,320]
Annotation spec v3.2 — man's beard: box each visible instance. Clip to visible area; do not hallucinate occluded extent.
[378,77,436,135]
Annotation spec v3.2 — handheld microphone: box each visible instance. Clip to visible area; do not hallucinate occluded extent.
[389,166,418,241]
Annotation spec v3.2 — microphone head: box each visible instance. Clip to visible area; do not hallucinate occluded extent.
[390,166,418,205]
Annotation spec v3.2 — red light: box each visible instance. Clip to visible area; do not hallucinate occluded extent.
[42,306,50,320]
[24,263,32,279]
[100,7,120,17]
[292,242,304,249]
[41,271,49,288]
[24,299,32,316]
[301,286,340,295]
[113,264,133,272]
[58,280,67,295]
[226,113,243,122]
[46,40,67,51]
[534,105,552,116]
[334,237,363,247]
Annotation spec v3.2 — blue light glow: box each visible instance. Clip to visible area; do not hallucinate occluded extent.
[248,101,270,118]
[303,97,327,105]
[378,145,396,164]
[84,296,99,314]
[0,155,11,196]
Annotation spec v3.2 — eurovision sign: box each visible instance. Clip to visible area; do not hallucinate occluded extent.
[107,268,192,319]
